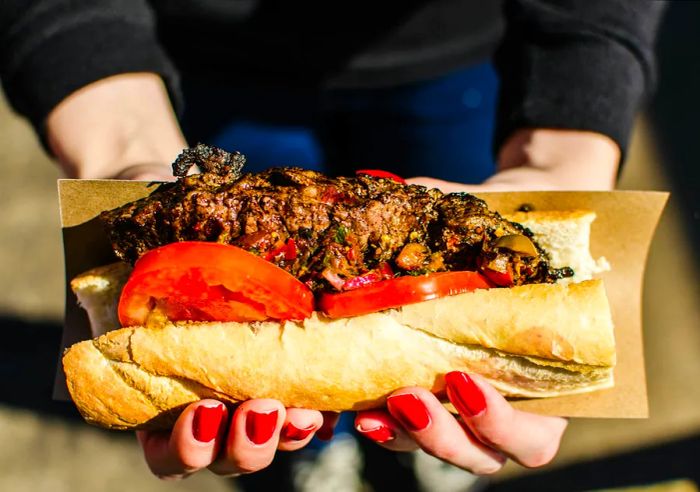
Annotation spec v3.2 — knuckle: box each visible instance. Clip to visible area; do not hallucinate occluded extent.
[213,471,242,478]
[231,461,259,475]
[230,456,273,475]
[421,440,461,464]
[471,460,504,476]
[478,427,510,449]
[171,449,204,472]
[155,473,190,481]
[421,440,506,476]
[520,442,559,468]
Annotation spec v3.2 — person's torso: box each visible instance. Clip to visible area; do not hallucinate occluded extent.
[149,0,504,88]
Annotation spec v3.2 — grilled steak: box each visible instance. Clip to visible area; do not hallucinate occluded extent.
[101,144,572,291]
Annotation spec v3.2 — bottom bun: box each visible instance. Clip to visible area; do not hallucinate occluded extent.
[63,280,615,430]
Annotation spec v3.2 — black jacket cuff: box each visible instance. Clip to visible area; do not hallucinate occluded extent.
[494,0,666,162]
[2,19,181,141]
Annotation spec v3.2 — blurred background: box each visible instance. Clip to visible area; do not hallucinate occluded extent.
[0,2,698,492]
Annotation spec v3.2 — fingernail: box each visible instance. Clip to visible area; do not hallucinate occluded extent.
[386,394,431,432]
[356,424,396,443]
[246,409,279,445]
[192,404,225,443]
[282,422,317,441]
[445,371,487,417]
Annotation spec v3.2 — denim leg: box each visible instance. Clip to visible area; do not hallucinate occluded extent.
[321,62,499,183]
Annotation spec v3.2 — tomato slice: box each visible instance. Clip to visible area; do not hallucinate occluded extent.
[317,271,492,318]
[481,268,514,287]
[118,242,314,326]
[355,169,407,184]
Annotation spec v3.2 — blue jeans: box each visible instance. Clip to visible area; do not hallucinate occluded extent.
[181,62,499,184]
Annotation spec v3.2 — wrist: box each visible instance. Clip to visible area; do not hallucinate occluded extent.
[46,73,187,179]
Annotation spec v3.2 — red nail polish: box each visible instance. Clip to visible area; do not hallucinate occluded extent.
[386,394,431,432]
[282,422,317,441]
[356,424,395,443]
[246,409,279,445]
[445,371,487,417]
[192,404,225,443]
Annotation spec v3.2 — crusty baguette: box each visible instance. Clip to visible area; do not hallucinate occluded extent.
[63,210,616,430]
[69,262,130,338]
[63,277,614,430]
[503,210,610,282]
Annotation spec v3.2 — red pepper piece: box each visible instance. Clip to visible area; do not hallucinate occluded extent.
[342,262,394,291]
[356,169,407,184]
[265,238,298,262]
[481,268,514,287]
[285,238,298,260]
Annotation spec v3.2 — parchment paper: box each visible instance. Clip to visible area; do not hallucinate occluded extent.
[55,180,668,418]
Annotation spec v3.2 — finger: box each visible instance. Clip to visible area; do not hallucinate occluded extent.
[354,410,418,452]
[137,399,228,479]
[111,163,176,181]
[405,177,481,193]
[278,408,324,451]
[208,399,285,476]
[445,372,568,468]
[386,388,506,475]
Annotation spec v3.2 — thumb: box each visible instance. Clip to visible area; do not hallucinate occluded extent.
[111,163,175,181]
[445,372,567,468]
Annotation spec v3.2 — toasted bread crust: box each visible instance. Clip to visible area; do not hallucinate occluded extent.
[63,281,614,430]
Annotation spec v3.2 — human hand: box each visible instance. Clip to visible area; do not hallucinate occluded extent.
[137,399,328,480]
[110,162,175,181]
[354,372,567,475]
[407,128,620,192]
[46,73,187,179]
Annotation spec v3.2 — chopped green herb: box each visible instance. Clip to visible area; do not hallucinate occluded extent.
[334,226,348,244]
[322,253,333,268]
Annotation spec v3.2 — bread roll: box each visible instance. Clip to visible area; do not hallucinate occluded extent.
[504,210,610,282]
[63,210,616,430]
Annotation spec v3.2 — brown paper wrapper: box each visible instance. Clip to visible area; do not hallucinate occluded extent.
[55,179,668,418]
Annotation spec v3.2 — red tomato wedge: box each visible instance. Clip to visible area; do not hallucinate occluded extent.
[355,169,407,184]
[481,268,514,287]
[118,242,314,326]
[317,271,492,319]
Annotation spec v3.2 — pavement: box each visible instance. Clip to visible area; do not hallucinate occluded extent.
[0,93,698,492]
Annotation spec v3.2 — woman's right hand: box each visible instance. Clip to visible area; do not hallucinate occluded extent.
[46,72,187,179]
[110,162,176,182]
[137,399,331,480]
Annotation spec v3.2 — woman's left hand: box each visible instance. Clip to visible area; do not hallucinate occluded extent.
[136,399,328,480]
[407,128,620,193]
[354,372,567,475]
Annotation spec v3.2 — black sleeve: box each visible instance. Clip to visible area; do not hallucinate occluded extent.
[0,0,181,139]
[493,0,667,159]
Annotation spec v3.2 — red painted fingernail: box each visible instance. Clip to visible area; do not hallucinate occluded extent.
[192,404,225,443]
[445,371,487,417]
[386,394,431,432]
[282,422,317,441]
[356,424,396,443]
[245,409,279,445]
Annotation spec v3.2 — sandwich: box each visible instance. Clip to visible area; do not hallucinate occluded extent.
[62,144,616,430]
